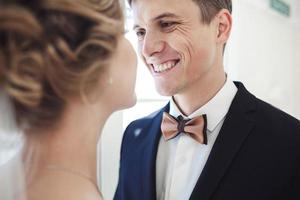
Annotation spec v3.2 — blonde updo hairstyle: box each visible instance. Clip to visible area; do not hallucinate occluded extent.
[0,0,123,130]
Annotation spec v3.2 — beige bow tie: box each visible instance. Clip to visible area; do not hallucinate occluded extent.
[161,112,207,144]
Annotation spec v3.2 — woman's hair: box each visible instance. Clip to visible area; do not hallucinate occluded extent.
[0,0,123,129]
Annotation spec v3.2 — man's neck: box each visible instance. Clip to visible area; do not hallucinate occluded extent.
[173,70,227,116]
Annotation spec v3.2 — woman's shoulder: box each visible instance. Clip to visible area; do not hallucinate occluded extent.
[27,171,102,200]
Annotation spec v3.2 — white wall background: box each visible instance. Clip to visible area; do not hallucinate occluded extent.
[226,0,300,119]
[98,111,124,198]
[99,0,300,199]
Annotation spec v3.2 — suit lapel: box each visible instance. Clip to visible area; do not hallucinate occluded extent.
[142,103,170,200]
[190,82,257,200]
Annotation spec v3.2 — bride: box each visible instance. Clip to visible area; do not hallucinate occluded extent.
[0,0,137,199]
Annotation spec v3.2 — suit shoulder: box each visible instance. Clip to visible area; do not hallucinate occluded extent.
[255,97,300,134]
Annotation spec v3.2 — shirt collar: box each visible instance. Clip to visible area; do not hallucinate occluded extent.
[169,79,237,132]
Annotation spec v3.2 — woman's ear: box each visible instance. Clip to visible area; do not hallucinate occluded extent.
[216,9,232,44]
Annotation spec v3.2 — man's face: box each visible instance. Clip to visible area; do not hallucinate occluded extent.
[132,0,220,96]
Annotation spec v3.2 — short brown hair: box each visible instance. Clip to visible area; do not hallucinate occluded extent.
[127,0,232,24]
[0,0,123,129]
[193,0,232,24]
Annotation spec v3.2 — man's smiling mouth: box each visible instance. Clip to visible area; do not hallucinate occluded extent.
[151,59,180,73]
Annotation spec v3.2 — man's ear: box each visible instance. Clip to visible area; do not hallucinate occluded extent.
[216,9,232,44]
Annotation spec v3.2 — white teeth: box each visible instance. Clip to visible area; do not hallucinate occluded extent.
[153,61,177,73]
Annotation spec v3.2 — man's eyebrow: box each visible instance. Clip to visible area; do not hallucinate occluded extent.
[133,24,140,30]
[133,12,180,30]
[152,12,180,21]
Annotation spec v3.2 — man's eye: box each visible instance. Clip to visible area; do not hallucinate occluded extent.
[135,30,145,37]
[160,21,175,29]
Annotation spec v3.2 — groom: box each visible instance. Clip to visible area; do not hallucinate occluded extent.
[114,0,300,199]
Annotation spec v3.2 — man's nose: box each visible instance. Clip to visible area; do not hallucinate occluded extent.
[141,31,164,58]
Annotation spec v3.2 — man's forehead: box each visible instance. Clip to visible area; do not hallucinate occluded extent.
[131,0,188,27]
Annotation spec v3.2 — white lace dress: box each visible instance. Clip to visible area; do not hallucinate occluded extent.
[0,91,26,200]
[0,153,26,200]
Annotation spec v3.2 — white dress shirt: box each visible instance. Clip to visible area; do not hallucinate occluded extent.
[156,80,238,200]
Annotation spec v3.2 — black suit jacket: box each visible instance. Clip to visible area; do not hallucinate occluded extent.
[114,82,300,200]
